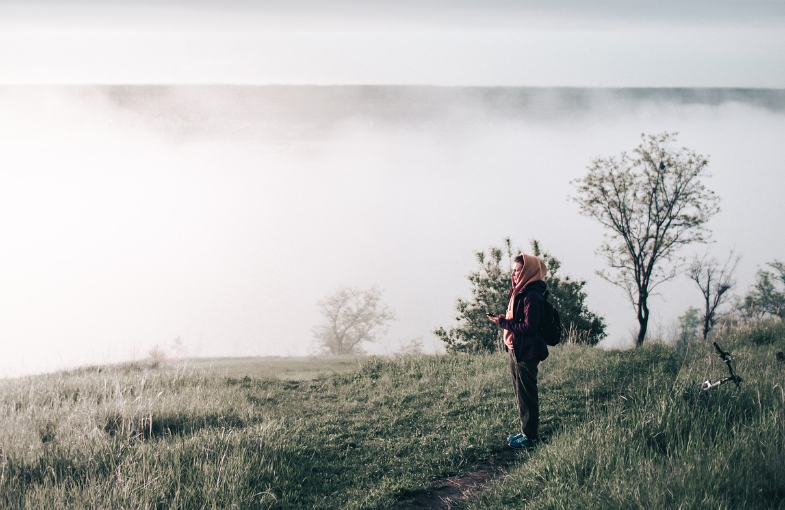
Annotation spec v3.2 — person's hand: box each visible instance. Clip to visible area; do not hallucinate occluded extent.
[487,314,501,325]
[504,336,514,350]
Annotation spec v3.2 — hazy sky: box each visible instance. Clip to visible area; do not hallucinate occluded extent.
[2,1,785,377]
[2,0,785,86]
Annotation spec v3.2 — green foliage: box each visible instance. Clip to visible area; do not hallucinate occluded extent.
[678,306,701,344]
[530,240,607,345]
[741,260,785,320]
[573,132,720,346]
[434,238,606,352]
[433,241,512,353]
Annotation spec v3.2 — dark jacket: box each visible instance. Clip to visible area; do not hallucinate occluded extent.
[498,280,549,362]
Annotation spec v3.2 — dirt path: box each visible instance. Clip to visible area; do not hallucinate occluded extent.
[395,452,521,510]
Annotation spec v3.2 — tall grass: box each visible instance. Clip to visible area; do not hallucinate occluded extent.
[0,356,514,509]
[470,321,785,510]
[1,321,782,509]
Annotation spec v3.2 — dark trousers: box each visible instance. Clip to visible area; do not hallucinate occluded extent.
[509,353,540,439]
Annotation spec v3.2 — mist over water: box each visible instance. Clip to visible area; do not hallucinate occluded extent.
[2,86,784,378]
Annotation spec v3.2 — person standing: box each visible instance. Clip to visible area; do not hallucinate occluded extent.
[488,253,549,449]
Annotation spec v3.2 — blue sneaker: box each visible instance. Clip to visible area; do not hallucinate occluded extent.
[509,435,536,449]
[507,433,524,442]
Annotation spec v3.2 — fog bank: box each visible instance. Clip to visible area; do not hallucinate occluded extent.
[2,86,784,377]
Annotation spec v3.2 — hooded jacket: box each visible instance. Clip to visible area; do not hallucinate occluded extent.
[498,279,549,362]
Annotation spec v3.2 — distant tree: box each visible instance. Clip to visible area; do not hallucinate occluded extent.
[740,260,785,320]
[171,336,188,360]
[677,306,702,345]
[146,345,168,368]
[397,337,424,356]
[572,132,720,346]
[313,285,396,355]
[687,249,740,339]
[434,238,607,353]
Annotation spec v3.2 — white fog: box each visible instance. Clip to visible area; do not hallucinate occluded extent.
[2,86,784,377]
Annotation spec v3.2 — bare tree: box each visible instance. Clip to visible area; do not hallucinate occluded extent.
[573,132,720,346]
[688,249,740,339]
[314,285,396,355]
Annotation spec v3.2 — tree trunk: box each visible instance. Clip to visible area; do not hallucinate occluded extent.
[636,294,649,347]
[702,293,711,340]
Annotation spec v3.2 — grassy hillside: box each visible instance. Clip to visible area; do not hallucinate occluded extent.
[471,322,785,509]
[1,322,783,509]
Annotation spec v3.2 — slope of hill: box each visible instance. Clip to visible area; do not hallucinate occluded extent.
[1,322,783,509]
